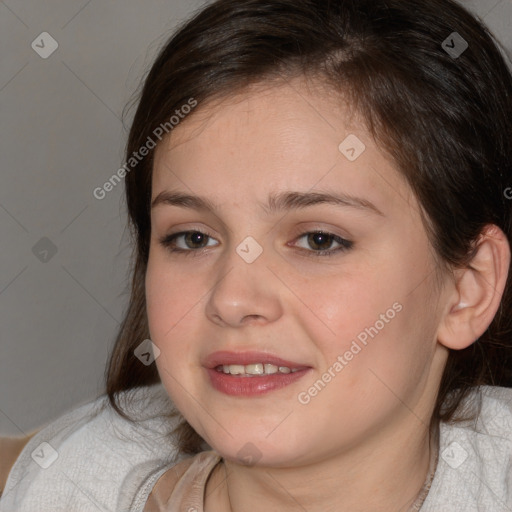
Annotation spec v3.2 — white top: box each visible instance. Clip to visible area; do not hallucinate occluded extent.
[421,384,512,511]
[1,384,511,511]
[0,383,195,512]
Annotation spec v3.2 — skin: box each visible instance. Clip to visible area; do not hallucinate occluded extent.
[144,77,510,511]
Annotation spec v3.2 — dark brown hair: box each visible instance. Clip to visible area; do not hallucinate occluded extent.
[105,0,512,455]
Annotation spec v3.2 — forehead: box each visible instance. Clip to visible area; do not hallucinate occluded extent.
[159,78,356,157]
[151,78,415,214]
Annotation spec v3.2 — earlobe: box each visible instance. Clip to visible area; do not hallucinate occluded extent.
[437,224,511,351]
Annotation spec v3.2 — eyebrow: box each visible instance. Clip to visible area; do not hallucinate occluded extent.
[151,190,384,216]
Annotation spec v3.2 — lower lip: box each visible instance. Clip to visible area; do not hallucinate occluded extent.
[206,367,311,396]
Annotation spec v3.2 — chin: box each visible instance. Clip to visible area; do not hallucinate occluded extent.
[204,432,308,468]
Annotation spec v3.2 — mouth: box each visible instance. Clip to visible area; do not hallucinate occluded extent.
[213,363,303,376]
[204,350,310,373]
[203,350,312,396]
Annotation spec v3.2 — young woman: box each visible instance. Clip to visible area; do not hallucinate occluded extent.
[2,0,511,510]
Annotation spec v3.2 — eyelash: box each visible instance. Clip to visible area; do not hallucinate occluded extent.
[158,230,354,258]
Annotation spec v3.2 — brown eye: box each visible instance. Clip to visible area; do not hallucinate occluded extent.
[307,232,336,251]
[183,231,209,249]
[159,230,218,254]
[293,231,354,257]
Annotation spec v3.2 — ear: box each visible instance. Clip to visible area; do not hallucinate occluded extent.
[437,224,510,350]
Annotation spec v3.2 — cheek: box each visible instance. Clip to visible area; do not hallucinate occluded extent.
[295,264,395,347]
[145,271,200,417]
[297,255,434,377]
[145,255,204,338]
[145,258,205,387]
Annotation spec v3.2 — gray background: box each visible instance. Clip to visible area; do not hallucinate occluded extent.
[1,0,511,436]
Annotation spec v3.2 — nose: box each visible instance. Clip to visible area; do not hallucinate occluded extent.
[204,247,283,328]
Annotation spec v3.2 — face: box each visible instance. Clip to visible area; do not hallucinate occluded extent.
[145,78,449,468]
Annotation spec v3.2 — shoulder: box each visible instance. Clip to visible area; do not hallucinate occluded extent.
[477,385,512,432]
[142,455,197,511]
[141,451,222,512]
[0,432,38,496]
[421,385,512,511]
[0,383,190,512]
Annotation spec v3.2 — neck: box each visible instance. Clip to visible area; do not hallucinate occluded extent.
[207,415,438,512]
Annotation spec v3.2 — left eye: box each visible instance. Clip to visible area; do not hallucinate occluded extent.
[293,231,353,254]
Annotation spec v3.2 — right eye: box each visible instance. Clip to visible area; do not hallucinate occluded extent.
[159,230,219,255]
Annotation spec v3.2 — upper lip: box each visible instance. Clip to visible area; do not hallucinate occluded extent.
[203,350,310,370]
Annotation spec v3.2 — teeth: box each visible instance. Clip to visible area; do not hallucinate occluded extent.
[219,363,300,376]
[224,364,245,375]
[246,363,264,375]
[264,364,278,374]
